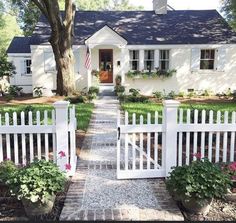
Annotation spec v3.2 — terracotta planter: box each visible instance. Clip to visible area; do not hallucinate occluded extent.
[181,197,212,215]
[22,194,56,217]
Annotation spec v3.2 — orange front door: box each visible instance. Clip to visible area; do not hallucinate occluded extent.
[99,49,113,83]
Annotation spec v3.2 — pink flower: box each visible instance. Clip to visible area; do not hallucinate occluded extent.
[229,162,236,171]
[65,163,71,171]
[193,152,202,159]
[58,151,66,158]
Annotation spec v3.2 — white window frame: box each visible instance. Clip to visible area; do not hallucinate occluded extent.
[159,50,170,71]
[22,58,32,76]
[144,50,155,71]
[129,50,139,71]
[200,49,215,70]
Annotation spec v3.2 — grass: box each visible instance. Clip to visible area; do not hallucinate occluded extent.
[121,101,236,124]
[0,103,94,131]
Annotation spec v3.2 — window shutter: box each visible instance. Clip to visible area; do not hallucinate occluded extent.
[191,48,200,71]
[44,52,56,72]
[20,60,26,75]
[216,47,226,72]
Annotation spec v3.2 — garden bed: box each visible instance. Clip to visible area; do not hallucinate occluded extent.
[0,180,71,221]
[179,199,236,221]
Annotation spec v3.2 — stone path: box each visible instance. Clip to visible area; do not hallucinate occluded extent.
[60,95,184,221]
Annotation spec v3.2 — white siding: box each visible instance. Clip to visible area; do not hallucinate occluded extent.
[8,55,33,93]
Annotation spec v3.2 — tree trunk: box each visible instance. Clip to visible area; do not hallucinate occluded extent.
[31,0,76,96]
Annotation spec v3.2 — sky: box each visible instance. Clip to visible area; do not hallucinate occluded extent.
[129,0,222,11]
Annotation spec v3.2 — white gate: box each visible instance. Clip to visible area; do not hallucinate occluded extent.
[117,110,165,179]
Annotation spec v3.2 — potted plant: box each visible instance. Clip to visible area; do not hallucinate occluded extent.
[166,155,231,215]
[7,160,66,217]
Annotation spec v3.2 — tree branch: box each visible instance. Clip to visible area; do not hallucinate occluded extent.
[31,0,49,19]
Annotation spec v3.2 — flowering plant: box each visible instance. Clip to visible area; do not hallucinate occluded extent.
[166,155,232,200]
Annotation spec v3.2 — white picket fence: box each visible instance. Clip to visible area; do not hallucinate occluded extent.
[117,100,236,179]
[0,101,77,175]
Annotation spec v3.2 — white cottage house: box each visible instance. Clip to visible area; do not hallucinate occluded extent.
[7,0,236,96]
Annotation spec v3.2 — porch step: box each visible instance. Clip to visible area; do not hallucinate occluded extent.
[98,85,116,96]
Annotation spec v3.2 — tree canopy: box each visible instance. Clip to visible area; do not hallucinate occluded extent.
[221,0,236,29]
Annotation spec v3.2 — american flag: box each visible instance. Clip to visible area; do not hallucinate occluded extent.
[85,46,91,70]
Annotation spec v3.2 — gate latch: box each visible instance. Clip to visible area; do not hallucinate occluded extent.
[117,127,120,140]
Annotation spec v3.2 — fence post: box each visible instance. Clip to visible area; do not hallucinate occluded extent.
[53,101,69,172]
[163,100,180,177]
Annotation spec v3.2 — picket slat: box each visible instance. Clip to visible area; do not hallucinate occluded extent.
[36,111,42,160]
[230,112,236,162]
[201,110,206,159]
[29,111,34,162]
[140,115,144,170]
[117,111,121,172]
[186,110,191,165]
[13,112,19,165]
[178,109,183,166]
[52,110,56,162]
[154,111,158,169]
[147,113,151,169]
[215,111,221,162]
[125,111,129,170]
[223,111,228,162]
[132,113,136,170]
[193,110,198,161]
[208,111,213,162]
[21,112,26,165]
[5,113,11,160]
[44,111,49,161]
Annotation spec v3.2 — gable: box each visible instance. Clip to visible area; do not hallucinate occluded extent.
[85,25,127,47]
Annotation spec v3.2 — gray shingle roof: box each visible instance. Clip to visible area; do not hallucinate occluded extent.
[7,37,31,54]
[7,10,236,53]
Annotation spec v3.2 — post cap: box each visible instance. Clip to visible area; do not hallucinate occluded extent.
[53,101,70,108]
[163,100,180,107]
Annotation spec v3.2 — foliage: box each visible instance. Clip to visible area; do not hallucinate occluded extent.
[114,85,125,94]
[166,157,231,200]
[129,88,140,97]
[91,69,99,77]
[0,52,16,78]
[152,91,163,100]
[166,90,177,99]
[178,91,186,98]
[33,86,44,97]
[201,89,214,97]
[88,86,99,95]
[65,95,88,104]
[0,160,17,184]
[126,68,177,80]
[7,160,66,203]
[115,75,122,86]
[219,162,236,181]
[221,0,236,30]
[7,85,23,96]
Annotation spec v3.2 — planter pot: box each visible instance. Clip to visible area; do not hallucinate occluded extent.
[22,194,56,217]
[181,197,212,216]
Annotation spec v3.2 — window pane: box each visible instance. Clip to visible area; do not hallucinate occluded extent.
[211,50,215,59]
[201,50,205,59]
[160,50,169,60]
[144,50,154,60]
[144,61,154,70]
[160,61,169,71]
[200,60,214,70]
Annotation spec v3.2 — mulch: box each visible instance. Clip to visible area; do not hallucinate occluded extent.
[178,199,236,221]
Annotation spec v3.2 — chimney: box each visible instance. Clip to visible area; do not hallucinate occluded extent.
[153,0,167,14]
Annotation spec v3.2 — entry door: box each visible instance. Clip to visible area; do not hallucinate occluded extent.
[99,49,113,83]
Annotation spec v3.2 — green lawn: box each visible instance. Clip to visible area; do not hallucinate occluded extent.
[0,103,94,131]
[121,102,236,124]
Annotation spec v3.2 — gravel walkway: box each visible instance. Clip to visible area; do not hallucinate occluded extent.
[60,95,184,221]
